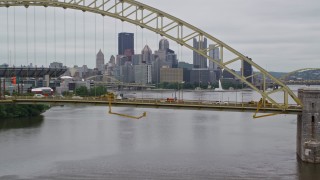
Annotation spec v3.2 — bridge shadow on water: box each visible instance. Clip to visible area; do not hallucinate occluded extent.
[0,116,44,131]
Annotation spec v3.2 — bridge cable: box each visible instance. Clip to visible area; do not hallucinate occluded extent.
[156,33,159,88]
[141,27,143,53]
[8,9,12,78]
[26,8,28,66]
[45,7,47,67]
[114,19,117,55]
[178,42,181,62]
[95,14,97,58]
[156,31,158,47]
[83,11,85,66]
[6,7,9,66]
[103,15,105,56]
[135,25,137,55]
[121,19,124,33]
[74,10,77,66]
[64,9,66,67]
[177,41,180,98]
[13,7,16,66]
[33,7,36,67]
[181,45,183,100]
[53,7,57,80]
[0,10,2,65]
[94,17,100,91]
[0,10,2,64]
[54,8,56,61]
[26,7,29,78]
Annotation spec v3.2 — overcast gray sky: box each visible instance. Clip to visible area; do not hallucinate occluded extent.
[0,0,319,72]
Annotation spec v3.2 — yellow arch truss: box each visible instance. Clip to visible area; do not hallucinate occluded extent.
[0,0,302,110]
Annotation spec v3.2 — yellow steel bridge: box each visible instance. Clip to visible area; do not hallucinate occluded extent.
[0,0,302,112]
[0,96,302,115]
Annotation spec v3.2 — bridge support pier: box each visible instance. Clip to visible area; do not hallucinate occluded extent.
[297,88,320,163]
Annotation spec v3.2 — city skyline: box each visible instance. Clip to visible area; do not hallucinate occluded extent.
[0,0,319,72]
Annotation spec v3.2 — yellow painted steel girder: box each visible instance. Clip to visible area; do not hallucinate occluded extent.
[107,93,147,119]
[280,68,320,81]
[0,0,303,110]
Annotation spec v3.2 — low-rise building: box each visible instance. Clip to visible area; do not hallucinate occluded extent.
[134,64,152,84]
[160,67,183,83]
[190,68,211,84]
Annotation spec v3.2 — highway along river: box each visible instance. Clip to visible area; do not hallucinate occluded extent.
[1,89,320,179]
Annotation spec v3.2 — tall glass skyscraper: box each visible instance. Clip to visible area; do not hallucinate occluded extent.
[118,32,134,56]
[209,45,220,71]
[193,38,207,68]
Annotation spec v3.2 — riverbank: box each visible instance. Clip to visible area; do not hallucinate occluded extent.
[0,104,50,118]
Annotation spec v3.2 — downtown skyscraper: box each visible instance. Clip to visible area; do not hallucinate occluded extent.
[193,38,207,68]
[118,32,134,57]
[242,57,253,83]
[96,49,105,72]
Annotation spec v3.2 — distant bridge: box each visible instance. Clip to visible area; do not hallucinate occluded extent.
[86,75,155,88]
[285,80,320,85]
[95,81,155,88]
[280,68,320,85]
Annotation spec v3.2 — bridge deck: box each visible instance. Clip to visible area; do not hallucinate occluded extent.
[0,97,302,114]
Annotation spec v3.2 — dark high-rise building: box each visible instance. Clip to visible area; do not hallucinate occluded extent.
[118,32,134,56]
[178,61,193,70]
[222,69,236,79]
[193,38,207,68]
[183,68,191,83]
[190,69,211,84]
[242,57,253,83]
[167,49,178,68]
[141,45,152,64]
[159,38,169,51]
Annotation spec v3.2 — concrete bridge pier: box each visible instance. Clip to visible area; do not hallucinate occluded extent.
[297,88,320,163]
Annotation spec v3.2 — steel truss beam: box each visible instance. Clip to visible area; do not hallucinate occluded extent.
[0,0,303,110]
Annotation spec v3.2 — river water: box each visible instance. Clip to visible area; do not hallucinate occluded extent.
[1,87,320,179]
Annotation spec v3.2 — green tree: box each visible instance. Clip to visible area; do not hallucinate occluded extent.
[0,104,49,118]
[89,86,107,96]
[221,80,242,90]
[62,91,73,97]
[183,82,195,89]
[75,86,89,97]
